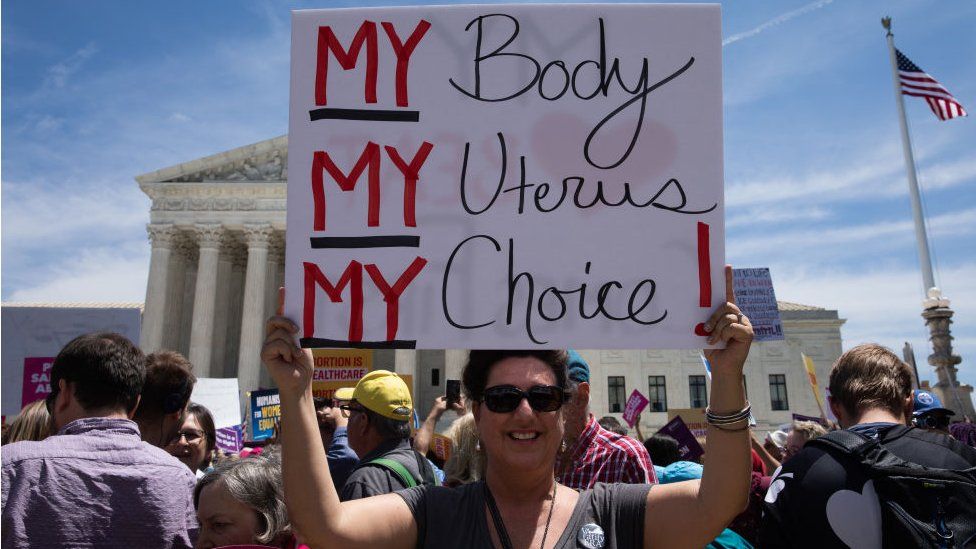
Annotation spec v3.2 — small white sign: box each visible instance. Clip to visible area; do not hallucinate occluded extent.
[191,378,242,429]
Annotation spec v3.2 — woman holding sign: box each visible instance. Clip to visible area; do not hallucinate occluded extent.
[261,267,753,548]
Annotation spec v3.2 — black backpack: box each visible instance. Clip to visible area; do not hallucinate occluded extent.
[808,427,976,548]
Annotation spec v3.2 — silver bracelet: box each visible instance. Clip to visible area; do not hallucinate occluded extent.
[705,401,751,425]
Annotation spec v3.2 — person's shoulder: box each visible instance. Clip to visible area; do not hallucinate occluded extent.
[592,426,646,455]
[127,441,198,484]
[587,482,652,505]
[1,438,54,465]
[890,426,976,466]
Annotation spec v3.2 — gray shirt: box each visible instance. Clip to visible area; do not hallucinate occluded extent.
[341,438,433,501]
[398,482,649,549]
[2,417,197,549]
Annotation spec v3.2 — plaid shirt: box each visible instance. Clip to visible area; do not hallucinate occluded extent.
[555,416,657,489]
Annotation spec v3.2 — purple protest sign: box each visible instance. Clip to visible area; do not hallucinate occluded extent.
[622,389,649,428]
[655,416,705,462]
[216,425,244,454]
[22,357,55,408]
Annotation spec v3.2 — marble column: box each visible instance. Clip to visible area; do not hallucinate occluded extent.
[237,223,274,392]
[259,237,284,389]
[161,233,190,351]
[210,241,238,377]
[178,243,199,358]
[141,223,176,352]
[188,223,225,377]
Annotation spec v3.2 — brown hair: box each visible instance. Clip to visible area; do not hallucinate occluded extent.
[462,350,569,402]
[135,351,196,422]
[828,343,913,419]
[2,400,51,444]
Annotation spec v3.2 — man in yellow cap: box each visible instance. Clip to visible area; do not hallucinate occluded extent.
[334,370,435,500]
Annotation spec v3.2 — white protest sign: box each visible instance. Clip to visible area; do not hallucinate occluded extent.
[286,4,724,349]
[191,378,242,429]
[732,267,784,341]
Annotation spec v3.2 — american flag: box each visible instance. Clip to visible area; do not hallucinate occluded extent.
[896,49,967,121]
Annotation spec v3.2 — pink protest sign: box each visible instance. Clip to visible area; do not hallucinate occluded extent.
[22,357,55,408]
[621,389,649,427]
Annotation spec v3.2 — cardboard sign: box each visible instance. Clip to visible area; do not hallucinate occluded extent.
[732,268,784,341]
[667,408,707,445]
[215,425,244,454]
[431,432,452,462]
[285,5,724,349]
[249,388,281,441]
[191,378,243,429]
[21,357,55,408]
[655,415,704,462]
[312,349,373,399]
[621,389,649,427]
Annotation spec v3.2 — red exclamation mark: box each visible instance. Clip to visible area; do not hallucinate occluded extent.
[694,222,711,336]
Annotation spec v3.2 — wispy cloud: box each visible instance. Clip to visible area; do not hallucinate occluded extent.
[42,42,98,90]
[723,0,834,47]
[727,205,830,229]
[6,244,150,303]
[726,138,971,212]
[729,207,976,259]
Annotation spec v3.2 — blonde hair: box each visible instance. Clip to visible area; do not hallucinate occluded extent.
[829,343,913,419]
[2,400,51,444]
[790,420,827,444]
[443,413,485,485]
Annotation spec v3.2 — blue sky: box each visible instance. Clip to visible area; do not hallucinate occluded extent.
[3,1,975,398]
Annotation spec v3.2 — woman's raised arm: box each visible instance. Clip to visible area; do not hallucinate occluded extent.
[643,266,753,548]
[261,309,417,549]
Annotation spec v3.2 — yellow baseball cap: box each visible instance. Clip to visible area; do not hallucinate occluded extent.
[338,370,412,421]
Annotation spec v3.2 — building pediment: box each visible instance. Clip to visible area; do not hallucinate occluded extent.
[136,135,288,185]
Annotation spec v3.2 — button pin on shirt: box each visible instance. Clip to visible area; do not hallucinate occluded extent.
[578,523,605,549]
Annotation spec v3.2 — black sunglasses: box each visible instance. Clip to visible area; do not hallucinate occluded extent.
[481,385,568,414]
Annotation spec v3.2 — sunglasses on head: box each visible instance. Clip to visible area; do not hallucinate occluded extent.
[481,385,568,413]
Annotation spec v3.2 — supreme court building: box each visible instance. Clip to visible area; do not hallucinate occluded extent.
[138,136,847,433]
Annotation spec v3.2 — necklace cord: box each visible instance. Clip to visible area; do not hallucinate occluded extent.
[484,481,558,549]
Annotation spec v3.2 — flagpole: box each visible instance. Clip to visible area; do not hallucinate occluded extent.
[881,17,936,295]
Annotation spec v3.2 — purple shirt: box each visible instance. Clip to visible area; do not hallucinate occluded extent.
[2,417,197,548]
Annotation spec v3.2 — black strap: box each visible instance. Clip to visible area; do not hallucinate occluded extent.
[483,482,515,549]
[413,449,436,487]
[807,428,874,455]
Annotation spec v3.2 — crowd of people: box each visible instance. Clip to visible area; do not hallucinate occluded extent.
[3,272,976,548]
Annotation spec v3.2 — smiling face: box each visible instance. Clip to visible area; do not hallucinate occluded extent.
[473,356,565,477]
[166,413,209,472]
[195,481,262,549]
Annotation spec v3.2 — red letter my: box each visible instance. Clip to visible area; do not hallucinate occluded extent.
[364,257,428,341]
[311,143,382,231]
[385,142,434,227]
[303,261,364,342]
[381,20,432,107]
[315,22,378,106]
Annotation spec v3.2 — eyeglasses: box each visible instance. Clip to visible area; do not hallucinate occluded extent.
[166,429,205,447]
[481,385,568,414]
[339,404,367,419]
